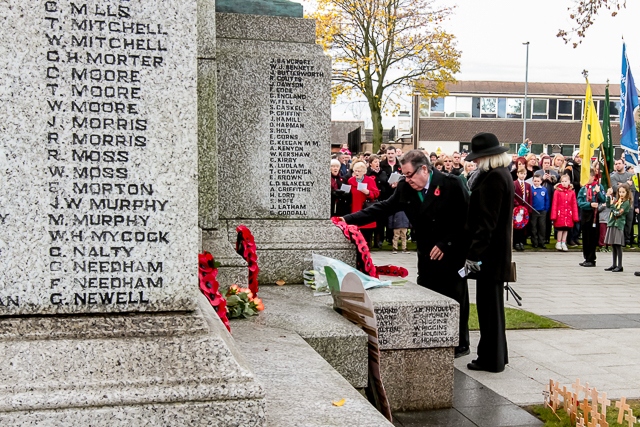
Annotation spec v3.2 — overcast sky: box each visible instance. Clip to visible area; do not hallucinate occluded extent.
[300,0,640,127]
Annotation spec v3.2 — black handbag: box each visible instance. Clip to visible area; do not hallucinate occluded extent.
[508,261,517,282]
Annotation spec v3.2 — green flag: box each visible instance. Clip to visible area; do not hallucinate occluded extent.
[601,85,614,187]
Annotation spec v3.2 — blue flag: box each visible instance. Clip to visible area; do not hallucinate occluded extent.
[621,42,639,166]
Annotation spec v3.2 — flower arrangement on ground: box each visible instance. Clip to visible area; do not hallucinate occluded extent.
[225,284,264,319]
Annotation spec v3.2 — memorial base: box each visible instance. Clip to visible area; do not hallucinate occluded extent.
[380,348,454,411]
[0,295,265,426]
[221,219,356,284]
[202,229,250,288]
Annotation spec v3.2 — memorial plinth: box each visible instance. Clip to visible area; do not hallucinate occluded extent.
[368,283,459,411]
[213,12,354,284]
[250,282,459,412]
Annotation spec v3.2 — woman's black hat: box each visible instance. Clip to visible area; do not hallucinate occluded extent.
[465,132,509,161]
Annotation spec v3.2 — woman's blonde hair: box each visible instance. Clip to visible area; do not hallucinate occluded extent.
[351,160,367,171]
[475,152,511,172]
[553,155,566,173]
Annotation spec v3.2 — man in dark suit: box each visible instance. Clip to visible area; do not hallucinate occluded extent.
[340,150,471,357]
[463,132,514,373]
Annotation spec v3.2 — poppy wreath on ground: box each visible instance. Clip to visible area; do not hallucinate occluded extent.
[331,217,378,278]
[236,225,260,296]
[374,265,409,278]
[513,206,529,229]
[198,252,230,332]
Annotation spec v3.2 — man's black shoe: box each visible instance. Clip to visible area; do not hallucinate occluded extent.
[581,262,596,267]
[612,266,624,272]
[604,265,616,271]
[454,347,470,358]
[634,271,640,276]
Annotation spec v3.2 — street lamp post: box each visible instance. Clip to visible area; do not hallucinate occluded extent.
[523,42,529,145]
[412,93,420,149]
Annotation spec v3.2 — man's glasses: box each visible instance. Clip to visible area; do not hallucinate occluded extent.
[403,165,425,179]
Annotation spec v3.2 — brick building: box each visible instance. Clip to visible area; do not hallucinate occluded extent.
[418,81,623,157]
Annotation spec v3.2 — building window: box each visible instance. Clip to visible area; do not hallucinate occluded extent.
[424,97,445,117]
[532,99,548,120]
[599,100,621,120]
[506,99,522,118]
[548,99,557,120]
[472,97,480,118]
[444,96,456,117]
[497,98,507,118]
[557,99,573,120]
[456,97,472,117]
[610,101,621,120]
[480,97,497,118]
[574,100,583,121]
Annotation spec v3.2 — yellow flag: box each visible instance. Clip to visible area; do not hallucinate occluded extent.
[579,79,604,186]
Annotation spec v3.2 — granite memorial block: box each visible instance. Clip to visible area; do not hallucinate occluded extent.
[214,11,354,284]
[368,283,459,411]
[0,0,198,315]
[0,0,266,423]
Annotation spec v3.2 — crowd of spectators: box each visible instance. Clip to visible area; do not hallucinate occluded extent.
[331,140,640,272]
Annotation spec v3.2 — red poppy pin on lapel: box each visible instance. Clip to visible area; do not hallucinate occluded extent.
[434,186,441,196]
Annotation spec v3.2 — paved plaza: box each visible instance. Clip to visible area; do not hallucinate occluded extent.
[372,249,640,415]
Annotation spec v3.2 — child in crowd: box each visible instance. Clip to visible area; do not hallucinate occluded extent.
[389,211,410,254]
[550,174,579,252]
[604,183,632,272]
[513,167,532,251]
[577,169,605,267]
[598,200,611,252]
[530,174,550,248]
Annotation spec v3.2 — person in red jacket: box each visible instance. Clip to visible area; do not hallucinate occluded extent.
[513,167,532,251]
[348,160,380,246]
[550,174,580,252]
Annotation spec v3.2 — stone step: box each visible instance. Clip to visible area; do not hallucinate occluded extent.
[243,285,369,389]
[232,321,393,427]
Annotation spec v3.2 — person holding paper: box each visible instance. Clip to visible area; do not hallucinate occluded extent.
[347,161,380,245]
[331,159,351,217]
[367,155,389,248]
[340,150,470,358]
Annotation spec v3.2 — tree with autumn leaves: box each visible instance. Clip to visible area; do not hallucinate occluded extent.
[558,0,627,47]
[307,0,460,152]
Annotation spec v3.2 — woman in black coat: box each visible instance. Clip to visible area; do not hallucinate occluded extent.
[463,133,514,373]
[331,159,351,217]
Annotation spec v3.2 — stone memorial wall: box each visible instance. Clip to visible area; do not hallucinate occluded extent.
[216,18,330,220]
[268,58,325,217]
[213,12,355,284]
[0,1,198,315]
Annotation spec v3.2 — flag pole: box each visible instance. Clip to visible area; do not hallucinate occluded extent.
[601,80,612,189]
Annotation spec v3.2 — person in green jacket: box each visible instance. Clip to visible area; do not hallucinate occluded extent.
[604,183,632,272]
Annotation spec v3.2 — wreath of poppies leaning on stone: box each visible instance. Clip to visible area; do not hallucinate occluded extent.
[235,225,260,296]
[198,252,230,332]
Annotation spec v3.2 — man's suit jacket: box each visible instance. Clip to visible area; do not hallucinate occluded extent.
[343,169,469,286]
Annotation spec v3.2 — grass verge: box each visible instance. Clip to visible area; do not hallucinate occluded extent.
[469,304,567,331]
[526,400,640,426]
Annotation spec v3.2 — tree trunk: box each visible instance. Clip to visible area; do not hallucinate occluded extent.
[371,107,383,153]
